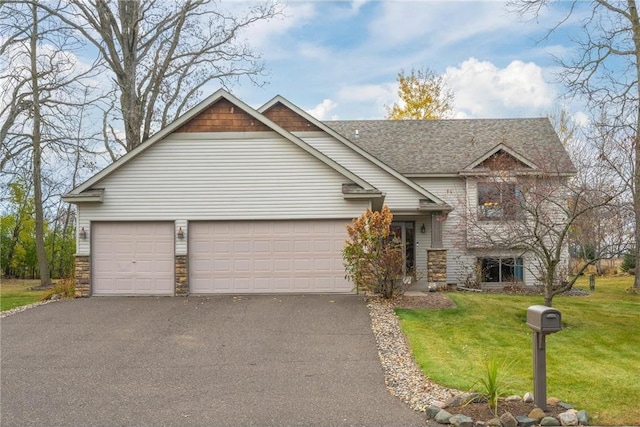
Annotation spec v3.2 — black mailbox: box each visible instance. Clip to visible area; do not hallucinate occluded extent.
[526,305,562,333]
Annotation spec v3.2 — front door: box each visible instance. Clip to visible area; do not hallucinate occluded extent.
[390,221,415,274]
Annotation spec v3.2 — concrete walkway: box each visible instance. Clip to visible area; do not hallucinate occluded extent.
[1,295,426,426]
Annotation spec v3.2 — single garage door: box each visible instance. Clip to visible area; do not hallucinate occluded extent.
[189,220,350,294]
[92,222,174,295]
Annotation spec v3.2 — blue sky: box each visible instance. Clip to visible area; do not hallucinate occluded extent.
[228,0,589,122]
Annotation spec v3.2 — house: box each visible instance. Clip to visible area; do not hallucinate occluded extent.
[63,89,575,296]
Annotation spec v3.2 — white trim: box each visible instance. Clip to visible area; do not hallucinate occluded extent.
[463,143,539,171]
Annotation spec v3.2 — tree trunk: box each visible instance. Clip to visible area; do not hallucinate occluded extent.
[29,4,51,289]
[117,0,142,151]
[630,0,640,289]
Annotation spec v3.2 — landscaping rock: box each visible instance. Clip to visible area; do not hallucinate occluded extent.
[487,418,502,427]
[523,392,534,403]
[449,414,474,427]
[367,300,458,412]
[505,395,523,402]
[516,416,536,427]
[435,409,453,424]
[547,397,561,406]
[445,392,482,407]
[540,417,561,426]
[500,412,517,427]
[426,405,441,419]
[577,410,589,426]
[558,411,578,426]
[558,402,574,410]
[528,407,545,421]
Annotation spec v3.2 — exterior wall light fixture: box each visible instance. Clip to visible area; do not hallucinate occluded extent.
[79,227,87,240]
[177,227,185,240]
[420,224,426,234]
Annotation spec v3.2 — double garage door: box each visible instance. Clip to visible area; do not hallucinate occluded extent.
[92,220,350,295]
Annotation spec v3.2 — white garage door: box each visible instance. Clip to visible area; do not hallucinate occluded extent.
[189,220,350,294]
[92,222,174,295]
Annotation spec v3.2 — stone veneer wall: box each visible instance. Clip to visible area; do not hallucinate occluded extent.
[426,249,447,285]
[175,255,188,296]
[74,255,90,297]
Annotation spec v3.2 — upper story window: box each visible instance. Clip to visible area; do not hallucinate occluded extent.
[477,182,521,220]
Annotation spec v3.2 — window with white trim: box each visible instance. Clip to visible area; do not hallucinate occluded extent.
[477,182,522,220]
[479,257,524,283]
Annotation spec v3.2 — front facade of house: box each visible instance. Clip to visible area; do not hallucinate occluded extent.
[64,90,575,296]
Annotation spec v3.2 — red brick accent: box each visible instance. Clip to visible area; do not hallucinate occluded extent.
[175,99,271,133]
[263,102,322,132]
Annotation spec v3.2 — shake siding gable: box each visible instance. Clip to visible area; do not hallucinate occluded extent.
[78,132,369,223]
[175,99,272,133]
[263,103,322,132]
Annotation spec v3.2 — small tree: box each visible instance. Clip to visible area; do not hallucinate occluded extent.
[386,67,454,120]
[343,206,404,299]
[462,149,626,306]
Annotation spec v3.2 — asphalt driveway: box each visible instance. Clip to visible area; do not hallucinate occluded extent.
[1,295,426,426]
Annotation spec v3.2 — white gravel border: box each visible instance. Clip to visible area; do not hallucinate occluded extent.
[367,297,459,411]
[0,300,56,319]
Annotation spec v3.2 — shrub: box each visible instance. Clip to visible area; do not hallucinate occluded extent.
[42,277,75,300]
[621,252,636,273]
[477,357,514,417]
[343,206,405,298]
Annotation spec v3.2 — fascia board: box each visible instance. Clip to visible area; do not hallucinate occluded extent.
[463,143,540,171]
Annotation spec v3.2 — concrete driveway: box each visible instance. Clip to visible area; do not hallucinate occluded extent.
[1,295,425,426]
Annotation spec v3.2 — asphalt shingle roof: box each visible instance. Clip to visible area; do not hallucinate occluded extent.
[324,118,575,176]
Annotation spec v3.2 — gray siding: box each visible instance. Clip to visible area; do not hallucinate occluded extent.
[76,132,370,255]
[413,177,473,284]
[300,134,429,211]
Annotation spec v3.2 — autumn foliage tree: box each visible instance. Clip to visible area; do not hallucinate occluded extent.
[343,206,404,299]
[386,67,454,120]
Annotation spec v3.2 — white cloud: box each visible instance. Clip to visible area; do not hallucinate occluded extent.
[368,2,520,51]
[572,111,591,127]
[240,3,316,53]
[307,98,338,120]
[336,83,397,118]
[445,58,557,118]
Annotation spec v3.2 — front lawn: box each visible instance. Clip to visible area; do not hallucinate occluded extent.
[397,276,640,426]
[0,279,50,311]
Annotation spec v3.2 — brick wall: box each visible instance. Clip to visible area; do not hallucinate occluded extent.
[263,103,322,132]
[175,99,271,133]
[74,255,90,297]
[427,249,447,284]
[175,255,188,296]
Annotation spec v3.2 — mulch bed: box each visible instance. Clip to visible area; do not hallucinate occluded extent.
[392,293,457,309]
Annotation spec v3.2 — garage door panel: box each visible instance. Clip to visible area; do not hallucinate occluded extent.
[93,222,174,296]
[190,220,350,294]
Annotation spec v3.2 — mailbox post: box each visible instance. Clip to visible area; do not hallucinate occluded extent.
[526,305,562,410]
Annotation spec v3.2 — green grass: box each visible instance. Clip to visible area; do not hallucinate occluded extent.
[0,279,50,311]
[397,276,640,426]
